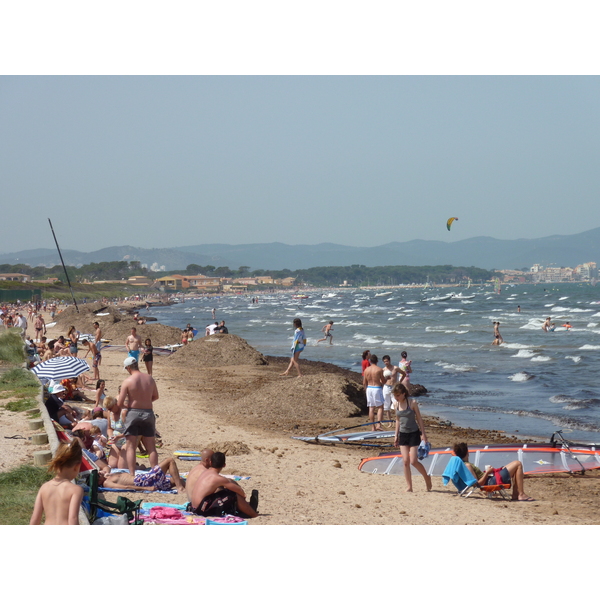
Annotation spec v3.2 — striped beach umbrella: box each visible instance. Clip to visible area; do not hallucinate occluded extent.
[31,356,90,381]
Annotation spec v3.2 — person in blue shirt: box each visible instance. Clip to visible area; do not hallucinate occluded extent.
[281,318,306,377]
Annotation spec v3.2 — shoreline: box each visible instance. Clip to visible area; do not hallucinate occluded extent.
[14,308,599,524]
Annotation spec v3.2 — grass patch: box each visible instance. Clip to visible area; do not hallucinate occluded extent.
[0,465,53,525]
[0,330,26,364]
[0,368,40,412]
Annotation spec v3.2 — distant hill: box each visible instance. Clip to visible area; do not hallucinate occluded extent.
[2,228,600,271]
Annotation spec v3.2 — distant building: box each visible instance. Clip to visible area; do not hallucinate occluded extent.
[0,273,30,282]
[154,275,190,289]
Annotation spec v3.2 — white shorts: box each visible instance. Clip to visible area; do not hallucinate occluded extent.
[366,386,384,407]
[383,385,393,410]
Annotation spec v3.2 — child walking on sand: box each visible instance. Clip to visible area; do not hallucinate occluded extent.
[30,440,84,525]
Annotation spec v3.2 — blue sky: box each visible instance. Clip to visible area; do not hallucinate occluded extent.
[2,11,600,256]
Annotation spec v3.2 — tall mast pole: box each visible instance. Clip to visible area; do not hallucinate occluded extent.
[48,218,79,313]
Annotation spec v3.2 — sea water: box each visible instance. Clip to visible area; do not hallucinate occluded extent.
[146,283,600,444]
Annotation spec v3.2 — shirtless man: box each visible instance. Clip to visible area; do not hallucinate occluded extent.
[363,354,387,431]
[185,448,214,502]
[99,456,186,494]
[492,321,503,345]
[190,452,259,518]
[316,321,334,345]
[125,327,142,361]
[82,340,101,380]
[542,317,551,332]
[118,356,159,475]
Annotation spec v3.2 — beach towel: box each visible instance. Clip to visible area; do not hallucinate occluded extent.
[141,502,191,511]
[442,456,478,493]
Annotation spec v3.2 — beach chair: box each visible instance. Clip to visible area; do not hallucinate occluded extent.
[442,456,479,497]
[442,456,512,500]
[87,470,143,525]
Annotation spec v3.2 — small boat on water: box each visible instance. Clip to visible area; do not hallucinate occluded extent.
[292,294,309,300]
[422,293,454,302]
[453,293,475,300]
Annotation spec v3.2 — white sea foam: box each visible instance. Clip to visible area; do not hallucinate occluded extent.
[551,306,570,312]
[509,372,534,382]
[512,349,535,358]
[444,308,461,313]
[565,355,582,363]
[587,323,598,328]
[531,355,551,362]
[502,343,534,349]
[593,312,600,317]
[520,320,544,330]
[559,296,569,301]
[435,361,476,372]
[580,345,600,350]
[545,303,555,307]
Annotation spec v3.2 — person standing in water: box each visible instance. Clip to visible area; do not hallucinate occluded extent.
[492,321,503,345]
[281,318,306,377]
[393,382,432,493]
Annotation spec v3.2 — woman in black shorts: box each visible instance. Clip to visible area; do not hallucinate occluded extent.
[393,382,432,493]
[142,338,153,375]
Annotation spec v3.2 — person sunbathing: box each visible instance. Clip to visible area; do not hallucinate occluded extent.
[185,448,214,502]
[190,451,258,518]
[453,442,535,502]
[98,457,186,494]
[30,440,84,525]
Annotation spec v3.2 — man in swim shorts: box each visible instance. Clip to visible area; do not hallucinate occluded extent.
[316,321,334,345]
[118,356,159,475]
[99,456,186,493]
[363,354,387,431]
[190,452,258,518]
[125,327,142,361]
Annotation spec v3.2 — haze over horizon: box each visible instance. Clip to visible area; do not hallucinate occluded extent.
[3,77,600,256]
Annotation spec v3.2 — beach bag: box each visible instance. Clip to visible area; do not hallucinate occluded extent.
[417,440,431,460]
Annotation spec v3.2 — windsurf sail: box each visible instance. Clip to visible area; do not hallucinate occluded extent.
[292,421,396,446]
[359,437,600,476]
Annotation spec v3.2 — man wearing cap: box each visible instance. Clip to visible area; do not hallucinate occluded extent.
[118,357,159,475]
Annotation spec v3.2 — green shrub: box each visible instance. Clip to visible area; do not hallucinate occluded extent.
[0,465,53,525]
[0,330,26,364]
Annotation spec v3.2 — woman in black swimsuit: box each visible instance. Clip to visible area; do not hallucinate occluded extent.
[142,338,153,375]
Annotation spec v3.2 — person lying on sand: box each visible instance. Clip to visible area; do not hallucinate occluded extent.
[453,442,535,502]
[98,457,186,494]
[189,452,259,518]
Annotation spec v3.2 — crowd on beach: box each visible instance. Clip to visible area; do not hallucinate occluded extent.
[0,296,539,524]
[4,299,257,525]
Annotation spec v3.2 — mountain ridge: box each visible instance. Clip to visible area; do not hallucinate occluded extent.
[2,228,600,271]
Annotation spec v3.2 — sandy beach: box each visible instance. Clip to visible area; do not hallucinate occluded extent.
[3,303,600,525]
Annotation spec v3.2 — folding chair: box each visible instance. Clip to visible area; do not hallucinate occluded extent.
[442,456,512,500]
[442,456,479,497]
[480,469,512,500]
[87,470,143,524]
